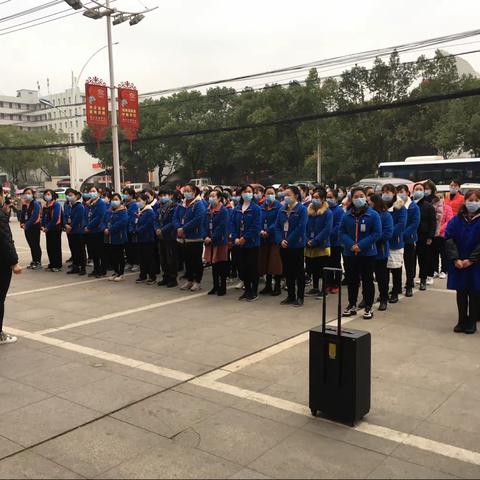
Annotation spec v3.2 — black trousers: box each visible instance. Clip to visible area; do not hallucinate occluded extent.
[416,238,434,281]
[375,259,389,302]
[110,244,126,276]
[237,247,259,295]
[181,242,204,283]
[231,247,241,279]
[138,242,157,280]
[456,291,480,328]
[306,256,330,290]
[344,255,375,308]
[85,232,105,274]
[125,235,139,266]
[390,268,403,295]
[281,248,305,300]
[403,243,416,289]
[46,229,62,269]
[158,239,178,282]
[432,236,448,274]
[0,267,12,332]
[327,246,343,287]
[211,261,228,294]
[69,233,86,268]
[25,225,41,263]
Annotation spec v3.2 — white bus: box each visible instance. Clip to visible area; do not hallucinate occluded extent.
[378,157,480,190]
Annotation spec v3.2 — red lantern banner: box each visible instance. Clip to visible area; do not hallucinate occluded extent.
[118,81,139,147]
[85,77,109,146]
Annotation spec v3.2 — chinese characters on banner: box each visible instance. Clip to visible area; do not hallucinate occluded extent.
[117,81,139,148]
[85,77,108,146]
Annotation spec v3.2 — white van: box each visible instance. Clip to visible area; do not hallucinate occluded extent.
[125,183,150,193]
[189,178,212,188]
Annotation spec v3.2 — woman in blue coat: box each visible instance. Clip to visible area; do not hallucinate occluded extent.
[204,190,229,296]
[173,184,207,292]
[135,192,157,285]
[41,189,63,272]
[104,193,129,282]
[445,190,480,334]
[258,187,283,296]
[231,185,262,301]
[275,185,308,307]
[64,190,86,276]
[20,187,42,270]
[326,189,345,294]
[84,186,107,278]
[340,187,382,319]
[304,187,333,298]
[122,187,140,272]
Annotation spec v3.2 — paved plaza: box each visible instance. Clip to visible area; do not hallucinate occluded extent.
[1,220,480,479]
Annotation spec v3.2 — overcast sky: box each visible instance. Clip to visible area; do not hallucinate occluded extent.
[2,0,480,98]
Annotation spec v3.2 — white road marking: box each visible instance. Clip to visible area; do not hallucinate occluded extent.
[428,288,455,294]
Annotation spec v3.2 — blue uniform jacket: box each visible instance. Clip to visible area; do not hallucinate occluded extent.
[62,201,72,227]
[136,206,156,243]
[340,207,382,257]
[85,199,107,233]
[403,199,420,245]
[388,200,407,250]
[306,203,333,249]
[231,202,262,248]
[275,202,308,249]
[376,211,394,260]
[105,207,129,245]
[173,197,207,240]
[445,214,480,291]
[66,202,85,235]
[261,201,282,245]
[329,204,344,248]
[21,200,42,230]
[205,205,229,246]
[155,201,177,241]
[125,201,139,235]
[41,201,62,232]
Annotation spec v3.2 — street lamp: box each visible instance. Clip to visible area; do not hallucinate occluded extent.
[64,0,158,193]
[64,0,83,9]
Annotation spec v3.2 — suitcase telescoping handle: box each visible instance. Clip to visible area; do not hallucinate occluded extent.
[322,267,343,336]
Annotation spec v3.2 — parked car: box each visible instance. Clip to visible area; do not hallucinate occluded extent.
[350,177,414,193]
[461,183,480,194]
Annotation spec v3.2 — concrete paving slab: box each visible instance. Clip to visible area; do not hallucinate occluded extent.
[0,436,22,460]
[0,377,51,415]
[228,468,271,479]
[367,457,458,479]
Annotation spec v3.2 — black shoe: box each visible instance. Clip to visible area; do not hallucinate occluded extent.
[305,288,321,297]
[88,271,98,278]
[67,268,80,275]
[388,294,399,304]
[238,292,248,301]
[217,288,226,297]
[208,287,218,295]
[166,281,178,288]
[358,299,366,309]
[464,322,477,334]
[259,285,273,295]
[280,297,296,305]
[405,288,413,298]
[378,301,388,311]
[419,282,427,291]
[157,278,169,286]
[292,298,304,307]
[246,293,258,302]
[454,322,465,333]
[78,268,86,276]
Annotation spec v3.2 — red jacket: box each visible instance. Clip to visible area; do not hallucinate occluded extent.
[445,192,464,215]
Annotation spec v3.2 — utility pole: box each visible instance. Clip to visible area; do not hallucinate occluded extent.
[316,126,322,184]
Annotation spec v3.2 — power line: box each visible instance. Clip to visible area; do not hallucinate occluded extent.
[0,1,62,24]
[2,86,480,152]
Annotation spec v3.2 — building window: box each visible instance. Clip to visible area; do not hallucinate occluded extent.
[83,108,86,116]
[75,120,79,128]
[9,103,13,109]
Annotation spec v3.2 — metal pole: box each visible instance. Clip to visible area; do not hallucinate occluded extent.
[316,126,322,184]
[106,0,121,193]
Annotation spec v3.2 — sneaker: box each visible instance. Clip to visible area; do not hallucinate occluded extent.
[405,288,413,298]
[388,294,399,304]
[31,262,42,270]
[27,262,34,270]
[146,278,157,286]
[108,274,117,281]
[433,271,439,278]
[136,277,147,284]
[190,282,201,292]
[246,293,259,302]
[305,288,321,297]
[439,272,447,279]
[426,277,434,285]
[238,292,248,301]
[363,308,374,320]
[131,265,140,273]
[419,282,427,291]
[180,281,194,291]
[280,297,296,305]
[378,301,388,311]
[343,305,357,317]
[114,275,124,282]
[292,298,304,307]
[51,268,62,273]
[0,332,17,345]
[157,278,169,286]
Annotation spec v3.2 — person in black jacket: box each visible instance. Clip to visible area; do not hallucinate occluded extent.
[412,182,436,291]
[0,189,22,345]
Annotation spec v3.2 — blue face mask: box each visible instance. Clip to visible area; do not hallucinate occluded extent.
[160,196,170,204]
[450,187,459,195]
[311,198,321,207]
[44,195,52,202]
[138,201,146,209]
[68,196,76,203]
[398,193,408,202]
[90,192,98,200]
[327,198,336,207]
[277,192,285,200]
[353,197,367,209]
[242,193,253,202]
[208,198,218,207]
[232,196,240,204]
[24,194,33,202]
[265,194,275,204]
[284,196,294,206]
[184,192,194,201]
[82,193,91,200]
[466,201,480,213]
[110,200,120,208]
[413,191,424,201]
[254,194,262,201]
[382,194,394,203]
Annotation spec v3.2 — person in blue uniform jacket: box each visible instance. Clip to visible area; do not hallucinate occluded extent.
[122,187,140,272]
[84,186,107,278]
[20,187,42,270]
[340,187,382,319]
[325,189,345,294]
[204,190,229,296]
[258,187,283,296]
[231,185,262,301]
[275,185,308,307]
[62,188,75,265]
[174,184,207,292]
[136,192,158,285]
[368,194,394,311]
[445,189,480,334]
[41,189,63,272]
[64,190,86,275]
[104,193,129,282]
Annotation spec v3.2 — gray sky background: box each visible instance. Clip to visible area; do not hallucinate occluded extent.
[1,0,480,98]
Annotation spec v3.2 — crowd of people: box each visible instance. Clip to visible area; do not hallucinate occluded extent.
[0,178,479,345]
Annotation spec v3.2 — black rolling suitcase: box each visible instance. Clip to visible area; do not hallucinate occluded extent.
[309,267,371,426]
